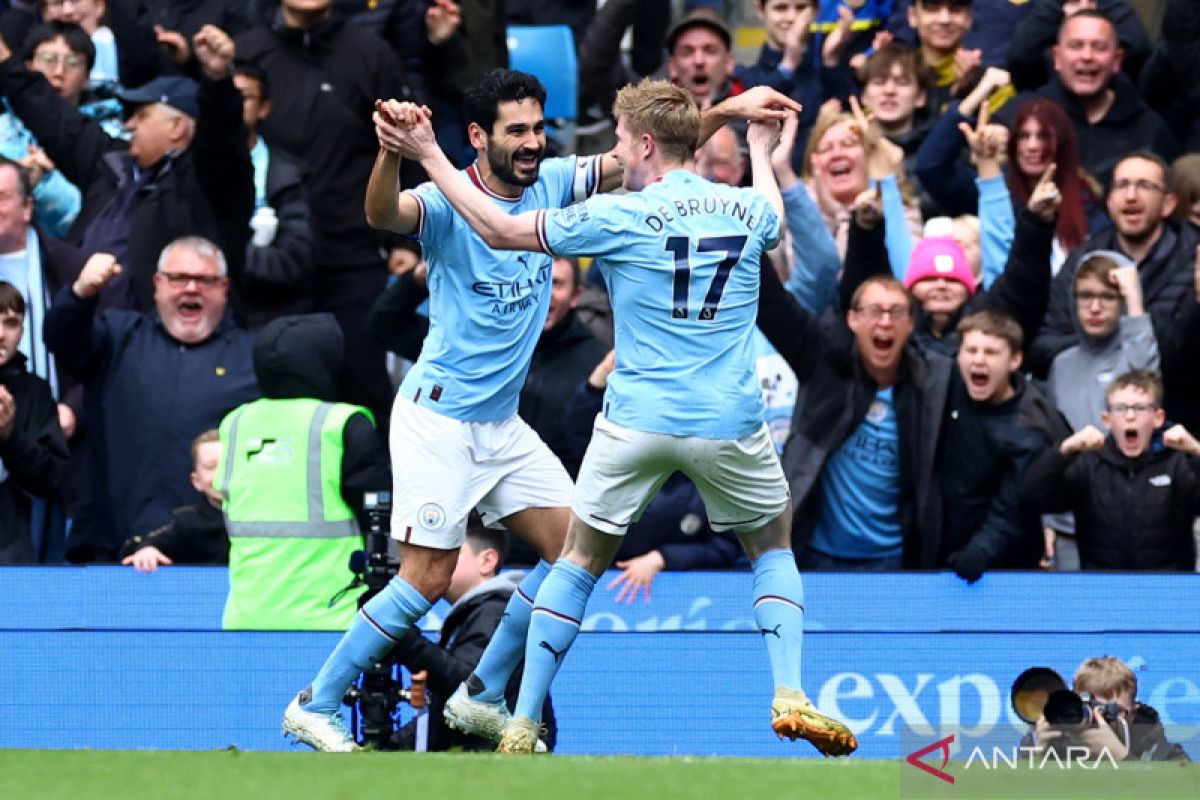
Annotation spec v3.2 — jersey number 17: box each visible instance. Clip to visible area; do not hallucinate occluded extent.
[665,235,748,322]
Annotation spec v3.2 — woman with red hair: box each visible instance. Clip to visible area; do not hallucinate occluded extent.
[1005,98,1104,271]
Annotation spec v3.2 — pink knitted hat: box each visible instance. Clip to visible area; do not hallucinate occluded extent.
[903,237,977,296]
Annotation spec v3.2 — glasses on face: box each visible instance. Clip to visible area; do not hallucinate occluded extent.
[1111,178,1165,194]
[34,52,85,69]
[158,271,224,289]
[1076,290,1121,305]
[1107,403,1157,415]
[855,304,911,321]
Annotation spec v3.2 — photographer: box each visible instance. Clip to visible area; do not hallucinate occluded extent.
[1027,656,1190,763]
[386,524,557,752]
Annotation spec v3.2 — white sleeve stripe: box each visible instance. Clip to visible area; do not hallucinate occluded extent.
[571,157,589,203]
[411,193,426,238]
[536,210,556,256]
[591,155,602,197]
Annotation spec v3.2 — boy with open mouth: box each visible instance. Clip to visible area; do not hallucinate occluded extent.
[1022,369,1200,571]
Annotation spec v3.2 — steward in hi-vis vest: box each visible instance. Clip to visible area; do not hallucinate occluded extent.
[215,313,391,630]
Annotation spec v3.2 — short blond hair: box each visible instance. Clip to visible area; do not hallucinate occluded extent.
[612,79,700,163]
[1073,656,1137,699]
[191,428,220,467]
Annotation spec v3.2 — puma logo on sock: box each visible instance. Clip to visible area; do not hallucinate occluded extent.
[759,624,782,639]
[538,641,566,663]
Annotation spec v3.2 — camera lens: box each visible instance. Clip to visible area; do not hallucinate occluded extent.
[1043,689,1089,726]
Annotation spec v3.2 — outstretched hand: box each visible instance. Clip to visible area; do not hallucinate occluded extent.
[606,550,665,604]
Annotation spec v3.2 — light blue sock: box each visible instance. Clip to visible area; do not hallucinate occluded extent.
[469,560,551,703]
[751,548,805,690]
[304,576,431,713]
[513,560,596,721]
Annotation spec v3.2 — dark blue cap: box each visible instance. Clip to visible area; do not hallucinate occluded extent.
[116,76,200,119]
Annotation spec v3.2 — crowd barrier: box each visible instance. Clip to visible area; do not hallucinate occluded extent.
[2,568,1197,757]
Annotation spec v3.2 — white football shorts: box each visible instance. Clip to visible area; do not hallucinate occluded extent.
[573,413,790,535]
[388,396,573,549]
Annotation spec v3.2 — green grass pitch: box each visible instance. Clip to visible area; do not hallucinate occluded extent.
[2,750,1196,800]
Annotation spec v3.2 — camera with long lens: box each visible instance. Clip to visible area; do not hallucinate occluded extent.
[1010,667,1129,753]
[337,491,428,749]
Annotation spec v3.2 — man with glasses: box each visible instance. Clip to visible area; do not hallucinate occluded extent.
[756,270,952,572]
[43,237,258,562]
[1022,369,1200,571]
[1030,151,1200,433]
[1048,253,1157,436]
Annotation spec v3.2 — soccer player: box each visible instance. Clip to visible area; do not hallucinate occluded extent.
[282,68,803,752]
[383,79,857,757]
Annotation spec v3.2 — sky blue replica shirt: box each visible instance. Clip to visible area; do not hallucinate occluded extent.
[539,169,779,439]
[810,387,903,559]
[401,156,603,421]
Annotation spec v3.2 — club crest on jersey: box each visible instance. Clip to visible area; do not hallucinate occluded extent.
[418,503,446,530]
[866,399,888,424]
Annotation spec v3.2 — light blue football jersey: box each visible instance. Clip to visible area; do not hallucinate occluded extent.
[400,156,603,421]
[538,169,780,439]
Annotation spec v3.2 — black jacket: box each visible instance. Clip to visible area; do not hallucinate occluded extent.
[1007,0,1151,92]
[1028,220,1200,429]
[937,374,1069,569]
[118,500,229,565]
[757,263,951,567]
[236,12,418,269]
[388,573,557,752]
[240,144,316,329]
[0,59,253,312]
[0,353,69,564]
[1012,74,1179,189]
[1021,437,1200,571]
[44,288,260,562]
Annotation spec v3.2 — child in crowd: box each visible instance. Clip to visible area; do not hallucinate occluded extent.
[1022,369,1200,571]
[119,428,229,573]
[0,280,68,563]
[1048,252,1159,431]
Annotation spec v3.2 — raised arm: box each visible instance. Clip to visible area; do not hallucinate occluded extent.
[748,117,786,228]
[387,102,543,251]
[365,100,428,235]
[698,86,804,150]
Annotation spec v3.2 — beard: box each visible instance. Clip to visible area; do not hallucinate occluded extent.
[487,144,543,188]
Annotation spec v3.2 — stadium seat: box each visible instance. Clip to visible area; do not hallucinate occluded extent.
[506,25,578,154]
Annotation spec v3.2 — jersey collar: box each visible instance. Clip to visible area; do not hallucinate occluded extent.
[467,162,524,202]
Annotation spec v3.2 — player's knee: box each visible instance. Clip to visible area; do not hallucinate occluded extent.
[398,548,458,600]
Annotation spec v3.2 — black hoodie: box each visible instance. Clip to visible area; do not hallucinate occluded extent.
[251,314,390,528]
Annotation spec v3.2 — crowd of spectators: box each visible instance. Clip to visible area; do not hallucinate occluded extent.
[0,0,1197,590]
